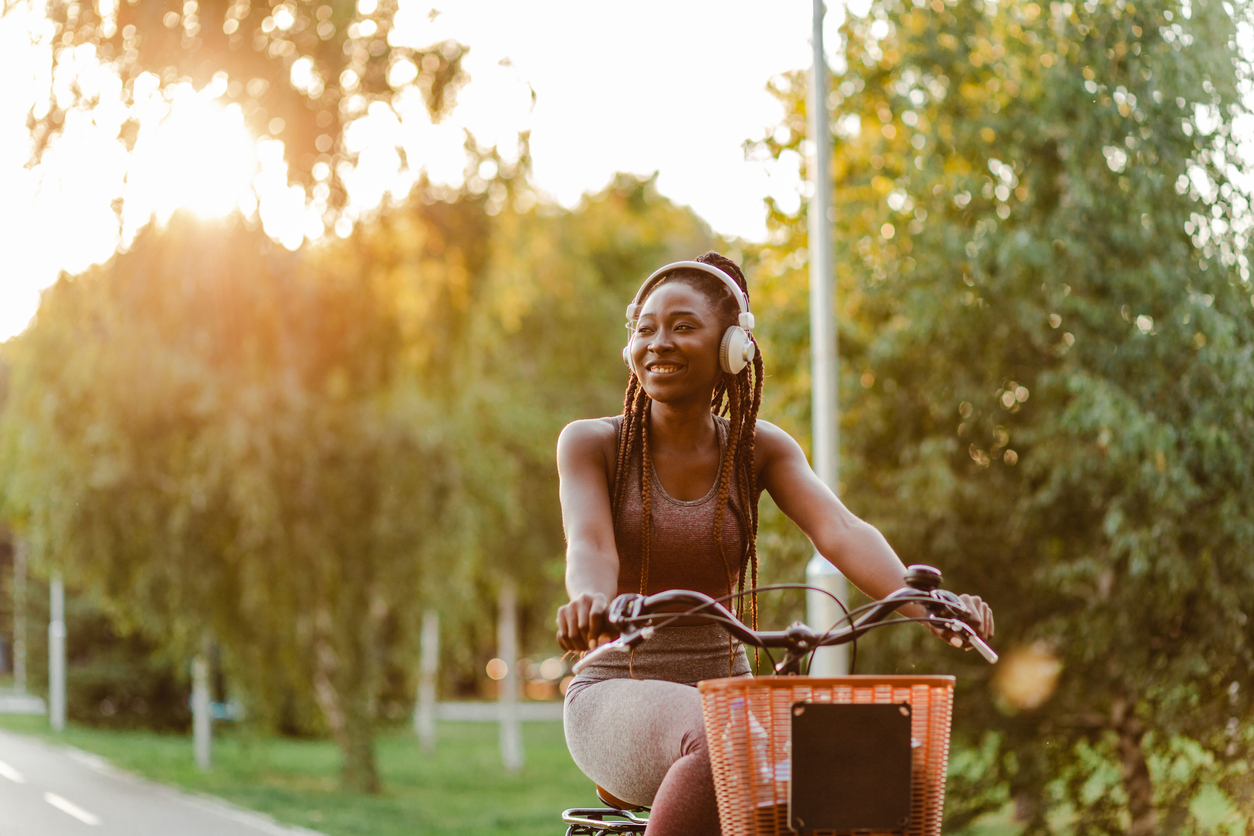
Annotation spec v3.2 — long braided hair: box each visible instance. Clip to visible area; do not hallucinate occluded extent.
[610,252,766,639]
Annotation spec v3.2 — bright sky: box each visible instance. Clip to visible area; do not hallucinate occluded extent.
[0,1,868,342]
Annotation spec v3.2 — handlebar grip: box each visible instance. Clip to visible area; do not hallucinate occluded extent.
[967,633,999,664]
[940,618,998,665]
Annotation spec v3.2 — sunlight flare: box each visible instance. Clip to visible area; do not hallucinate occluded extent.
[125,80,258,226]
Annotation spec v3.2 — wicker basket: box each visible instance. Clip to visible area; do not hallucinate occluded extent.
[698,676,954,836]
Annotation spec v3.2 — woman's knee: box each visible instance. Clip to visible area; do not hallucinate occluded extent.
[563,679,716,802]
[676,699,710,759]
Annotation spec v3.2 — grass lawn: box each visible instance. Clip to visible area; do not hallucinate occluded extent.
[0,713,594,836]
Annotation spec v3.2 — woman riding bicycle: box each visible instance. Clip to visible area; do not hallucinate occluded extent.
[555,252,994,836]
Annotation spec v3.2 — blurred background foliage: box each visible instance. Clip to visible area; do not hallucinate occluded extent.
[751,0,1254,833]
[0,173,715,791]
[0,0,1251,828]
[0,537,189,730]
[31,0,468,210]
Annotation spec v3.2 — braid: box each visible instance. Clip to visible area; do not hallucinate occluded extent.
[612,375,643,517]
[694,253,764,635]
[612,374,653,680]
[711,379,729,416]
[711,374,740,608]
[639,399,653,596]
[719,368,751,673]
[743,351,765,630]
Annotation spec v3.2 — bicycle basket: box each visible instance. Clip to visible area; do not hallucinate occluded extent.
[698,676,954,836]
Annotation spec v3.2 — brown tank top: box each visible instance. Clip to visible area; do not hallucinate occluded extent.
[611,415,747,598]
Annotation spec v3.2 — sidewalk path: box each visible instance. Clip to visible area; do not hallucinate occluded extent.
[0,729,324,836]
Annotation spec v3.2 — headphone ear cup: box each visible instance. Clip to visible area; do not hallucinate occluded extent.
[720,326,749,375]
[624,330,642,376]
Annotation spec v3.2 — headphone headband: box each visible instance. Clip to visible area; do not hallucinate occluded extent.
[624,261,755,332]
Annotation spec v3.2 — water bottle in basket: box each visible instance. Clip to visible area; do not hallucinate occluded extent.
[722,695,783,810]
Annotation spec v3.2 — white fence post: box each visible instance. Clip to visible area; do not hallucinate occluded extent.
[498,579,523,772]
[192,634,212,771]
[48,576,65,731]
[415,610,439,752]
[13,538,26,696]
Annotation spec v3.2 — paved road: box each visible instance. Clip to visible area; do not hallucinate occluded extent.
[0,729,323,836]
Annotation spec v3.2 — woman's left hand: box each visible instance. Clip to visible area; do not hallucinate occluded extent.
[926,594,994,647]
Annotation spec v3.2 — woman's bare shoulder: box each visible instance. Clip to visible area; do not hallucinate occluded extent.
[753,419,802,451]
[752,419,808,470]
[557,417,619,465]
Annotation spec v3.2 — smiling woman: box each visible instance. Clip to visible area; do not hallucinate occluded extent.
[554,253,994,836]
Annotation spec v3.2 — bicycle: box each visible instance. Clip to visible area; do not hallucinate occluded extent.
[560,565,996,836]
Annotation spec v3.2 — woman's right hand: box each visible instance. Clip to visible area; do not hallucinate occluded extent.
[556,592,617,652]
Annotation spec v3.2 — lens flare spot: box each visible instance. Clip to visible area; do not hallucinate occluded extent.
[993,642,1061,711]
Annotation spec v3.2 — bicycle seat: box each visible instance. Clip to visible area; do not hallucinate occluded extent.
[596,785,647,812]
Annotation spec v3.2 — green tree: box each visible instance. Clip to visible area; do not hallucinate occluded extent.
[21,0,466,207]
[0,212,467,791]
[0,171,720,788]
[391,171,719,677]
[753,0,1254,833]
[0,530,192,730]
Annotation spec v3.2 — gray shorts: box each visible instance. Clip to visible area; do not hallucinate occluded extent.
[563,624,752,806]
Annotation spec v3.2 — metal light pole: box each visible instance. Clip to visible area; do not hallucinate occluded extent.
[805,0,850,677]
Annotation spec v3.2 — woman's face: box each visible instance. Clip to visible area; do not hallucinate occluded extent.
[630,281,725,403]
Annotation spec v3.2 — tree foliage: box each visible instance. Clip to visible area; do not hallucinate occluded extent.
[22,0,466,207]
[0,171,716,789]
[1,212,470,790]
[753,0,1254,832]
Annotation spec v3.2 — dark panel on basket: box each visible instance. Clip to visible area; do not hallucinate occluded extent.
[789,702,913,833]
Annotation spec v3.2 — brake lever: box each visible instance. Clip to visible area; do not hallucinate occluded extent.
[608,593,647,627]
[922,590,997,664]
[927,588,968,614]
[571,626,655,674]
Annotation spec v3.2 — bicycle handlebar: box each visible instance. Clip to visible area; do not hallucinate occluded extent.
[572,564,996,675]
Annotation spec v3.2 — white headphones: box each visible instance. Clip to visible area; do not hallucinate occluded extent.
[622,261,757,376]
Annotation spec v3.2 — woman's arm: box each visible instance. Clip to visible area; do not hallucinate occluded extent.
[555,419,621,651]
[756,420,993,639]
